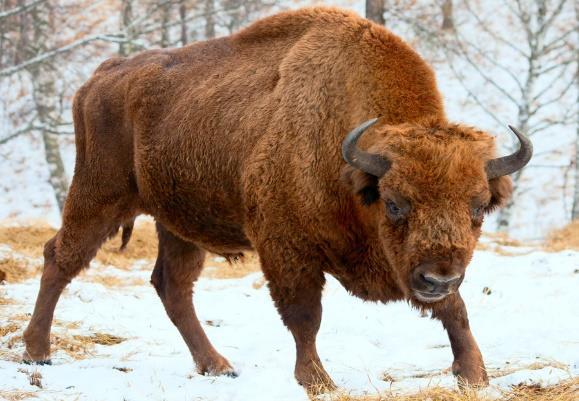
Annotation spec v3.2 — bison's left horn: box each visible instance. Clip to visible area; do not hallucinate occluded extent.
[342,118,391,177]
[486,126,533,180]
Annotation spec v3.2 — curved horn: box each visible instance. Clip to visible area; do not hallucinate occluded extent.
[486,126,533,180]
[342,118,391,177]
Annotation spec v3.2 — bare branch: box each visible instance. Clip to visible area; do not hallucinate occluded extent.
[0,33,125,77]
[0,123,35,145]
[0,0,45,21]
[443,51,505,127]
[463,0,528,58]
[540,28,576,57]
[450,31,520,105]
[536,0,568,38]
[530,63,576,106]
[451,32,525,95]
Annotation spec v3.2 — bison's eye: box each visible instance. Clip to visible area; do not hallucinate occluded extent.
[386,199,407,224]
[387,200,401,215]
[471,206,484,221]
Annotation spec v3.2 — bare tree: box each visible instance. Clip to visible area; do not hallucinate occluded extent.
[119,0,135,56]
[366,0,385,25]
[0,0,288,218]
[159,0,172,47]
[441,0,454,30]
[27,0,68,211]
[389,0,577,233]
[572,0,579,220]
[204,0,215,39]
[179,0,188,45]
[487,0,576,231]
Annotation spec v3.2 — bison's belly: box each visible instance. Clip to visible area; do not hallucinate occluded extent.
[135,139,252,254]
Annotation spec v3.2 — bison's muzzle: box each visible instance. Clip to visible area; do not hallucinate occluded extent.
[411,263,464,303]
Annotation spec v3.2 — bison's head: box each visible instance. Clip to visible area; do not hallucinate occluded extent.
[341,118,532,304]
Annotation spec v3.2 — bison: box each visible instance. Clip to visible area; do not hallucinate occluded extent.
[23,7,532,393]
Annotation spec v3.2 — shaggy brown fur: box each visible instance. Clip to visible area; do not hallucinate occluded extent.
[23,7,517,393]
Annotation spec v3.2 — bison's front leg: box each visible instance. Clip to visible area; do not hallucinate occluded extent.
[431,293,488,387]
[260,253,336,393]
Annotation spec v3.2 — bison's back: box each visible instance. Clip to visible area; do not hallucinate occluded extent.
[71,6,444,253]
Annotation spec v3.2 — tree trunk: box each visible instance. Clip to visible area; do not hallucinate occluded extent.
[496,169,523,232]
[572,0,579,220]
[496,2,547,233]
[119,0,134,56]
[365,0,385,25]
[179,0,187,45]
[15,0,31,64]
[0,0,6,68]
[441,0,454,31]
[29,1,68,212]
[160,0,171,48]
[204,0,215,39]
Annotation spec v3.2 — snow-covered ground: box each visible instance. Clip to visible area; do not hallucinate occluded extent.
[1,240,577,400]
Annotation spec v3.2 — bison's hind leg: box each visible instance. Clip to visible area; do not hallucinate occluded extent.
[151,223,236,377]
[23,189,137,363]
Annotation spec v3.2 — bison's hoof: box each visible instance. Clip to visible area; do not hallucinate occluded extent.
[452,359,489,388]
[295,364,337,395]
[197,355,237,377]
[22,352,52,366]
[22,346,52,366]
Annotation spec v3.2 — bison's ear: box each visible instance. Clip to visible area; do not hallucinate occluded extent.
[341,165,381,206]
[485,176,513,213]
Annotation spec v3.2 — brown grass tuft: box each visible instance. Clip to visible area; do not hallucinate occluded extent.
[73,332,126,346]
[0,322,20,337]
[0,257,42,283]
[0,222,261,280]
[325,377,578,401]
[0,293,17,305]
[545,220,579,251]
[476,232,529,256]
[202,253,261,279]
[0,390,38,401]
[97,221,158,268]
[48,332,126,359]
[0,222,157,269]
[482,232,523,247]
[78,273,146,287]
[0,226,57,257]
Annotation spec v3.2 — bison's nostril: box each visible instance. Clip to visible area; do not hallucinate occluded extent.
[422,273,461,286]
[418,272,436,290]
[420,273,436,285]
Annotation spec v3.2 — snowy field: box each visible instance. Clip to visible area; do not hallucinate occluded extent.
[0,229,577,400]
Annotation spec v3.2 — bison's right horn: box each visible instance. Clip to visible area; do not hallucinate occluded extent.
[342,118,391,177]
[485,125,533,180]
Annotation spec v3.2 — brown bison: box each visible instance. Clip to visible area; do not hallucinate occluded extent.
[23,7,532,393]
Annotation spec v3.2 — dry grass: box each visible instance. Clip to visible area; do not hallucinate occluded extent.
[327,377,578,401]
[0,390,39,401]
[0,322,20,337]
[545,220,579,251]
[0,222,261,282]
[476,232,529,256]
[0,293,17,305]
[202,253,261,279]
[487,361,568,379]
[0,256,43,283]
[0,222,157,268]
[78,273,146,287]
[0,318,116,363]
[73,333,126,346]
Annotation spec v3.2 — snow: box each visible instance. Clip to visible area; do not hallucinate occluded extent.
[1,244,577,400]
[0,1,577,399]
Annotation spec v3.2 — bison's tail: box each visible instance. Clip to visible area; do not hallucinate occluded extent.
[119,219,135,251]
